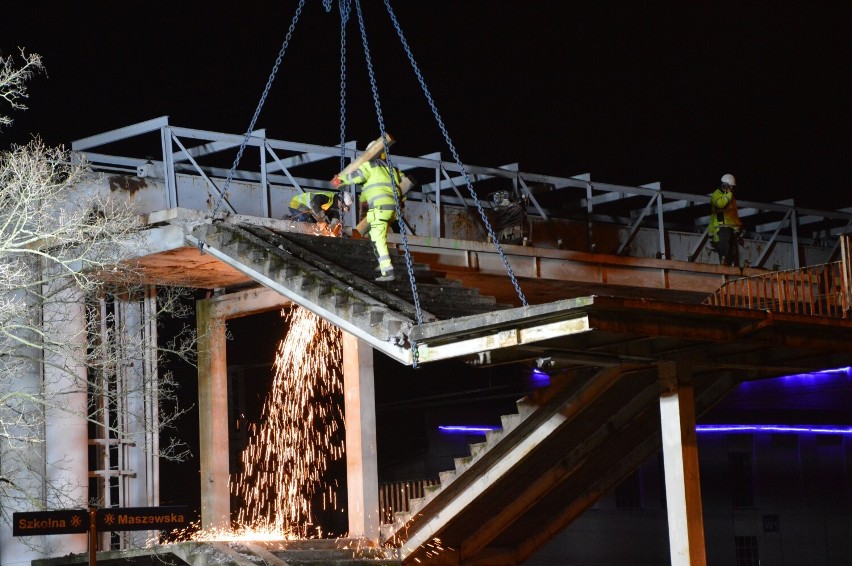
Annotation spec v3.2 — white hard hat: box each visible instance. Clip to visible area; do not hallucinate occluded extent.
[721,174,736,187]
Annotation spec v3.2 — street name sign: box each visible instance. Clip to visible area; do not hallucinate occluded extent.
[13,510,90,536]
[95,506,188,532]
[13,506,189,536]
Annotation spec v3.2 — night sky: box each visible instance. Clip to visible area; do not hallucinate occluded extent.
[2,1,850,211]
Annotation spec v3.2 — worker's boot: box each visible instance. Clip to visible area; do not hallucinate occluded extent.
[375,269,395,282]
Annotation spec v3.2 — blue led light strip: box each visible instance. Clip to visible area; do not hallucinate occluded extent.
[438,425,501,434]
[439,424,852,436]
[696,425,852,435]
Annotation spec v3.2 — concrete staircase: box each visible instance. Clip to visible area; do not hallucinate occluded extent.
[188,222,510,363]
[380,364,738,565]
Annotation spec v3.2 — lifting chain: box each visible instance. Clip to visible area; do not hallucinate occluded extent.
[354,0,426,367]
[209,0,306,221]
[337,0,352,170]
[382,0,528,307]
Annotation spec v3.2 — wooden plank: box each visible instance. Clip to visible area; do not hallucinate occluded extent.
[334,133,395,181]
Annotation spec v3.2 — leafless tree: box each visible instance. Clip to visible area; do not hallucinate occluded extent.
[1,49,196,553]
[0,48,43,130]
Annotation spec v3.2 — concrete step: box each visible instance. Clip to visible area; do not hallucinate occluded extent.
[408,496,426,515]
[379,523,396,543]
[469,441,488,458]
[454,455,474,474]
[500,413,521,432]
[393,510,411,529]
[438,469,457,489]
[516,397,536,419]
[485,428,504,446]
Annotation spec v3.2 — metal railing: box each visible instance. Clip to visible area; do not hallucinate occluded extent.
[70,117,852,269]
[704,235,852,318]
[378,478,439,524]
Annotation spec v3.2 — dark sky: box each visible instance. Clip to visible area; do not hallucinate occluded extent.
[2,1,850,211]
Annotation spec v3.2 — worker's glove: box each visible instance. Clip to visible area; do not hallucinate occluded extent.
[316,211,329,224]
[331,176,342,188]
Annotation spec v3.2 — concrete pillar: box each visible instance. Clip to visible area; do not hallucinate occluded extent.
[658,360,707,566]
[195,287,292,532]
[342,332,380,541]
[196,299,230,530]
[0,290,51,566]
[118,290,159,548]
[43,284,89,553]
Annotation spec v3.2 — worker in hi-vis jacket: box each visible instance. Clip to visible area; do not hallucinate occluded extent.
[288,191,352,224]
[709,173,743,267]
[332,139,406,282]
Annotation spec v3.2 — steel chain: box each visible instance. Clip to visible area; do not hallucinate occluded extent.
[382,0,528,307]
[211,0,306,219]
[354,0,425,368]
[338,0,352,170]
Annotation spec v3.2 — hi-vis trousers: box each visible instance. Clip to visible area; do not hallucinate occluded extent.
[367,208,395,276]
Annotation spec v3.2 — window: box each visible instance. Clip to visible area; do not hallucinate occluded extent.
[615,470,642,509]
[735,535,760,566]
[729,451,755,508]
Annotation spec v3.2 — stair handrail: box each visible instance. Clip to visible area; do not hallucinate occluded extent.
[703,259,850,318]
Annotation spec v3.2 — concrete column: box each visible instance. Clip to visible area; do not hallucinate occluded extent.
[119,290,159,548]
[0,291,51,566]
[196,299,230,530]
[342,332,380,542]
[43,284,89,554]
[658,360,707,566]
[195,288,292,532]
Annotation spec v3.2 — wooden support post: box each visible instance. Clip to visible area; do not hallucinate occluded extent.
[196,299,231,530]
[658,360,707,566]
[88,506,97,566]
[342,332,380,542]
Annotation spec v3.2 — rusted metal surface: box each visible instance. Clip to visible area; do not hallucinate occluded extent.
[704,261,851,318]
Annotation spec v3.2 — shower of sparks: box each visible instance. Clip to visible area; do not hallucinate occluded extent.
[227,306,345,539]
[412,538,452,562]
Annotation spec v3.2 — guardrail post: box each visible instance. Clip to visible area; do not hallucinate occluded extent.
[160,126,177,208]
[841,234,852,316]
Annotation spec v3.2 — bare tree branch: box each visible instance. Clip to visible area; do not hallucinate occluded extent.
[0,48,44,129]
[1,50,197,554]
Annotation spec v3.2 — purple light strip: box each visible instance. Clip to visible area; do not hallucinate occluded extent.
[696,424,852,435]
[438,425,501,434]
